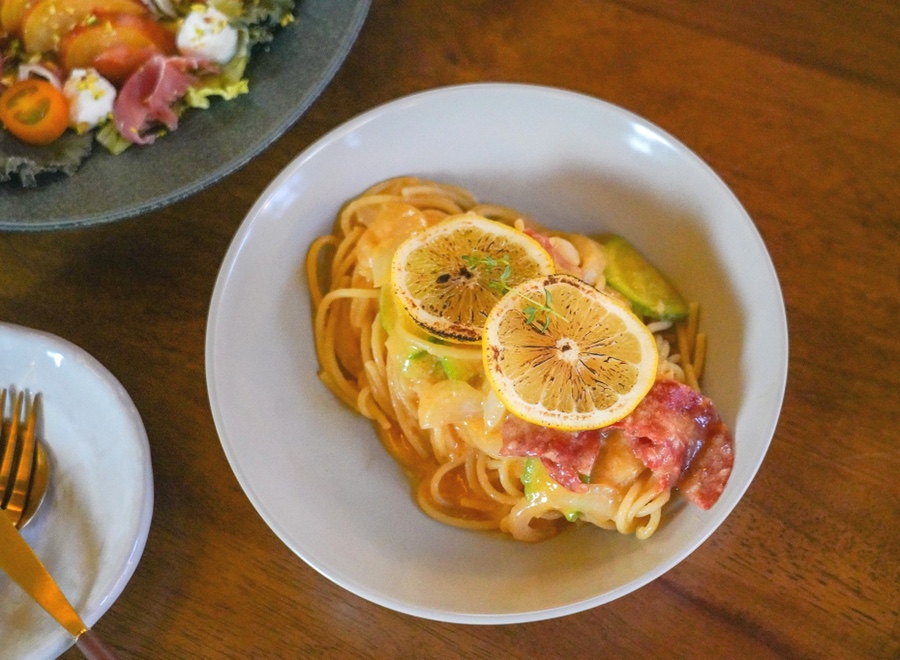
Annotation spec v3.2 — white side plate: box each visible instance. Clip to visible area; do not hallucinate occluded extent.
[0,323,153,659]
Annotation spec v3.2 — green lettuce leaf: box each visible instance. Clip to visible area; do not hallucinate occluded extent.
[184,29,251,109]
[95,122,133,155]
[212,0,296,45]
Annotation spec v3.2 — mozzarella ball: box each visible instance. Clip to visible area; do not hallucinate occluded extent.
[176,6,239,64]
[63,68,116,132]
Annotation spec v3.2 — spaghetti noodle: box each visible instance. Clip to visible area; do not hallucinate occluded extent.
[307,177,715,542]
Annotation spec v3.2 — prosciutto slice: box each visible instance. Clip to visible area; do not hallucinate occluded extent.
[524,228,582,276]
[499,378,734,509]
[113,55,209,145]
[500,417,602,493]
[612,379,734,509]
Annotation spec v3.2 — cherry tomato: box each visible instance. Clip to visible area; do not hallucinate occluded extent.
[60,13,178,85]
[0,79,70,145]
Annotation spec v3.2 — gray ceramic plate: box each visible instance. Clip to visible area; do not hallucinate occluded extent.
[0,0,369,231]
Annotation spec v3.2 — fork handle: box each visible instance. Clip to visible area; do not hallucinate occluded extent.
[75,630,121,660]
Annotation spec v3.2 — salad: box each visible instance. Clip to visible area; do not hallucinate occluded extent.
[0,0,296,186]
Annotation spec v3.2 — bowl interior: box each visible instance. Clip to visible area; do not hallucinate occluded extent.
[206,83,787,623]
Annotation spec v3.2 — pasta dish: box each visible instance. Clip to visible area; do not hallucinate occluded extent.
[307,176,734,542]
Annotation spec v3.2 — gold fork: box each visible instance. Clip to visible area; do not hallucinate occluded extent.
[0,389,50,529]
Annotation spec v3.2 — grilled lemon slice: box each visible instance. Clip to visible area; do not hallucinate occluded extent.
[483,273,658,430]
[390,213,555,342]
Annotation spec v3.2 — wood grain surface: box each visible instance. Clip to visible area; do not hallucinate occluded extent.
[1,1,897,658]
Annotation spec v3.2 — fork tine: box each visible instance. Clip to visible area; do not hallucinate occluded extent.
[7,392,38,527]
[0,389,18,510]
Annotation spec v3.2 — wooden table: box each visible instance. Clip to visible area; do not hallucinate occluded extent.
[2,1,897,657]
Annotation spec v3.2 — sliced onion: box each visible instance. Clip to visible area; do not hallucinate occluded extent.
[18,64,63,89]
[418,380,483,430]
[140,0,178,17]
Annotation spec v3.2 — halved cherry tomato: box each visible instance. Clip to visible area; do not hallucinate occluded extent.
[1,0,39,36]
[59,13,177,85]
[21,0,149,54]
[0,79,70,145]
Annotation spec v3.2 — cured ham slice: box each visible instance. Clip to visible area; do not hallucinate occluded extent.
[500,417,602,493]
[499,378,734,509]
[524,228,582,277]
[113,54,208,145]
[612,379,734,509]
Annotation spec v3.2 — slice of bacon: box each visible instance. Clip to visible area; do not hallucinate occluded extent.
[113,54,211,145]
[500,416,602,493]
[612,379,734,509]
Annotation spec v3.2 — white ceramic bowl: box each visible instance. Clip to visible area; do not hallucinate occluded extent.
[206,83,788,624]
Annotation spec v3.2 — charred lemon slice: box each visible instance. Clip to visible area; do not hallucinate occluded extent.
[390,213,555,342]
[483,273,658,430]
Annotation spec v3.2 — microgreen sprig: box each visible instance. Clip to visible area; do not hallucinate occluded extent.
[461,254,568,332]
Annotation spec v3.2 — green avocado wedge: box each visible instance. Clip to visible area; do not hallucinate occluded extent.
[602,235,689,321]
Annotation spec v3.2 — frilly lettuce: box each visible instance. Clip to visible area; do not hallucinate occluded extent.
[95,122,133,155]
[212,0,296,44]
[184,29,251,109]
[0,131,93,187]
